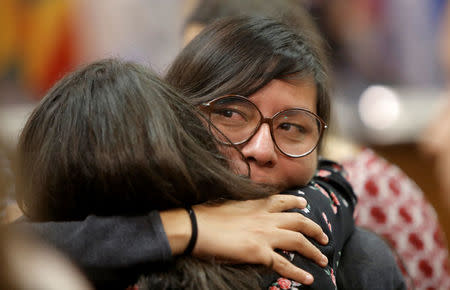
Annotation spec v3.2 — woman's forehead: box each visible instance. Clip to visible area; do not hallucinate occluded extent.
[248,79,318,114]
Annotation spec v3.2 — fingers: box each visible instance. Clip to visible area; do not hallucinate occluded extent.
[297,218,329,245]
[266,194,307,213]
[273,212,328,245]
[265,196,327,244]
[269,251,314,285]
[274,230,328,267]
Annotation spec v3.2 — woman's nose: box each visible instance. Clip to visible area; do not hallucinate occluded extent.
[241,123,278,166]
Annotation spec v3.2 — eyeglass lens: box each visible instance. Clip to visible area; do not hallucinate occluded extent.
[207,96,322,156]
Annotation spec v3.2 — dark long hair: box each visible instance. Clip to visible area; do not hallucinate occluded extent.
[16,59,271,222]
[167,16,331,127]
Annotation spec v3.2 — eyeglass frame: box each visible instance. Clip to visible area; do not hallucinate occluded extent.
[200,94,328,158]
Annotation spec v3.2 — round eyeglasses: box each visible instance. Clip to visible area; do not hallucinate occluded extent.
[200,95,327,158]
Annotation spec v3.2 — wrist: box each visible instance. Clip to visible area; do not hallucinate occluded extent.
[160,208,191,256]
[183,206,198,255]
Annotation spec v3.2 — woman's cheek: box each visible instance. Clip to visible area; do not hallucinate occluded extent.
[286,152,318,187]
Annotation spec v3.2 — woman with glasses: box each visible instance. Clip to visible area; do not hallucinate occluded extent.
[183,1,449,289]
[164,15,404,290]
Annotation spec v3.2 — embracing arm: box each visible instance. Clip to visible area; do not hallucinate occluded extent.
[19,194,326,285]
[17,211,172,268]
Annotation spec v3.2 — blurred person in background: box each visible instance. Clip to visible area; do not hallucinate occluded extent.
[0,140,92,289]
[307,0,444,99]
[182,0,450,289]
[0,227,93,290]
[422,99,450,213]
[421,1,450,218]
[0,143,15,223]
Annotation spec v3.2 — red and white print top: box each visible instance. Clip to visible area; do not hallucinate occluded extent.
[343,148,450,290]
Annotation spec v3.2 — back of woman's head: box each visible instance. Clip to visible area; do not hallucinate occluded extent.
[166,15,331,125]
[16,58,268,221]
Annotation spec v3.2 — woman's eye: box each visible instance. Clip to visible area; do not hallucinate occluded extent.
[279,123,305,133]
[279,123,291,130]
[219,109,234,118]
[213,109,246,121]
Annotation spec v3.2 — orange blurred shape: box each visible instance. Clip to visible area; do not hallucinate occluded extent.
[0,0,80,99]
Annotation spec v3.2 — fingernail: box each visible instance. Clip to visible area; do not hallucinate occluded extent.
[321,255,328,266]
[305,273,314,284]
[321,233,329,244]
[298,197,307,206]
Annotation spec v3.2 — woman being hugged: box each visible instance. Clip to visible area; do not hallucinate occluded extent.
[165,15,405,290]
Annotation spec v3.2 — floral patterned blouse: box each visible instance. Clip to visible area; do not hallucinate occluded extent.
[264,159,357,290]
